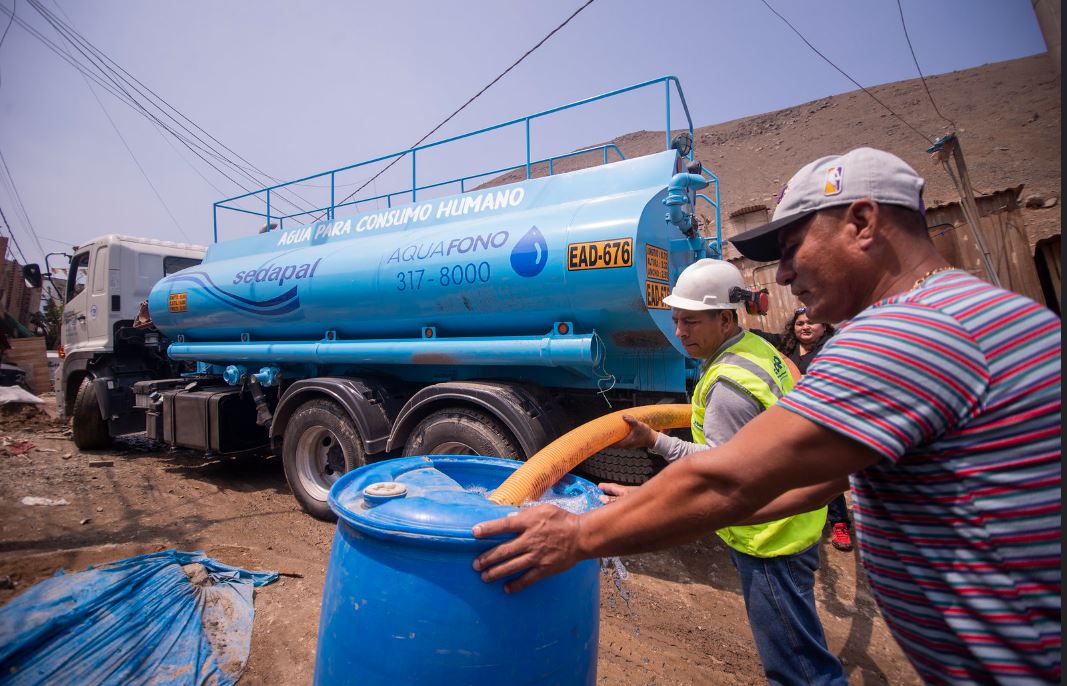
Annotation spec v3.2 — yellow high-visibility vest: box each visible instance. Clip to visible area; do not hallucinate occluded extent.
[692,331,826,558]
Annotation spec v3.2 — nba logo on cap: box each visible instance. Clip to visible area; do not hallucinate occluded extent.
[825,166,843,195]
[774,183,789,206]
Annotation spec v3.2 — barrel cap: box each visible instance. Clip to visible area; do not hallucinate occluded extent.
[362,481,407,505]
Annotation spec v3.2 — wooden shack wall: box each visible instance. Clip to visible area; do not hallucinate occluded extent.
[925,191,1047,306]
[1035,236,1061,312]
[5,337,50,393]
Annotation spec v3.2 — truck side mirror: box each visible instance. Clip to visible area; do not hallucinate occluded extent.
[22,264,42,289]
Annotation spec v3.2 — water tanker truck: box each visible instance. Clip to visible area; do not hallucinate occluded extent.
[64,78,727,520]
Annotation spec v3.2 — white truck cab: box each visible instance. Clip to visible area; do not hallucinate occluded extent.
[56,235,205,447]
[62,235,204,358]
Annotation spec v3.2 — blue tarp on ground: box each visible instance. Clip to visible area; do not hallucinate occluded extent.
[0,549,278,686]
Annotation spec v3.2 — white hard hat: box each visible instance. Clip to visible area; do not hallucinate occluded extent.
[661,259,744,311]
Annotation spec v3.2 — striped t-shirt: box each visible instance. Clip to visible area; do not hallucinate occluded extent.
[780,270,1061,685]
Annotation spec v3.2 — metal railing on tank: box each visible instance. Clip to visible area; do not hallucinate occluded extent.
[332,144,626,217]
[213,76,700,242]
[229,144,626,234]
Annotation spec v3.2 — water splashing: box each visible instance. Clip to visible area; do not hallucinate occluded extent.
[601,556,632,613]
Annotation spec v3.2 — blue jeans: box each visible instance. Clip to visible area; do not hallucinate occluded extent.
[728,543,847,686]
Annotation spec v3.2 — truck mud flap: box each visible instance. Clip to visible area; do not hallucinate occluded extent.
[92,376,147,437]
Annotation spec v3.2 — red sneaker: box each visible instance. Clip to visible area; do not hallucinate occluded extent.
[831,522,853,551]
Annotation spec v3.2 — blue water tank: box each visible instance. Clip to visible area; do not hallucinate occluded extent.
[150,150,699,393]
[314,456,601,685]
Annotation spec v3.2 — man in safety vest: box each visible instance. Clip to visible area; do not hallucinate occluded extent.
[604,258,846,686]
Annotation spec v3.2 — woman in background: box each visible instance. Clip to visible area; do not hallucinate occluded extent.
[756,308,854,552]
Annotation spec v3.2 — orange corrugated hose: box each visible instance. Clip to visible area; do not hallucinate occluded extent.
[489,404,692,506]
[489,356,801,506]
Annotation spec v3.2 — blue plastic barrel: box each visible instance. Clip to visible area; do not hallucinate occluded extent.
[313,456,601,686]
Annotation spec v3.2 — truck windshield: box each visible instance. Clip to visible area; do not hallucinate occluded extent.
[164,256,202,275]
[67,252,90,303]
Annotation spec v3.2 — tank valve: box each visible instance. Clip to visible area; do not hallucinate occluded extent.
[223,365,248,386]
[664,172,709,236]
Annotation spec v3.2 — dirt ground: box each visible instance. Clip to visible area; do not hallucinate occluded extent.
[0,397,920,685]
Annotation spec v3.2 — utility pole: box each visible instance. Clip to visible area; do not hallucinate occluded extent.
[1032,0,1061,77]
[928,134,1002,287]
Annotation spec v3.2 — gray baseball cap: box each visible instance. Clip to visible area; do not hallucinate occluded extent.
[730,147,925,262]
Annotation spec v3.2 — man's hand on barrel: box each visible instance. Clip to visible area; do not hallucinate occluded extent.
[598,482,634,504]
[472,504,585,593]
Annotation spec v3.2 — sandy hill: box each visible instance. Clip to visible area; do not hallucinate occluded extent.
[489,54,1061,247]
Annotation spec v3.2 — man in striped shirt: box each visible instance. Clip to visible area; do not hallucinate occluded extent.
[473,148,1061,685]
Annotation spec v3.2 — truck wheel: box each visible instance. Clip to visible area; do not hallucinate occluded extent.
[403,407,521,459]
[72,378,111,450]
[576,447,667,486]
[282,399,366,521]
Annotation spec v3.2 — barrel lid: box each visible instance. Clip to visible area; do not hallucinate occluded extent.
[330,456,564,545]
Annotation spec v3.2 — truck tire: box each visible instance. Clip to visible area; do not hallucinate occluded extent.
[577,447,667,486]
[282,399,366,521]
[402,407,522,460]
[72,378,111,450]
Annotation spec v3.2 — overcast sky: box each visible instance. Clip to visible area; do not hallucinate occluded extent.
[0,0,1047,269]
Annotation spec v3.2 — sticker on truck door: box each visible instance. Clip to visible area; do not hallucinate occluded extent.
[567,238,633,271]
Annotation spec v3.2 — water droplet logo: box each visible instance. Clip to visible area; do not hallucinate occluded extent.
[510,225,548,278]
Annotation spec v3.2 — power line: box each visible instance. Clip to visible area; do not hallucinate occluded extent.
[29,232,72,247]
[333,0,597,213]
[8,0,318,219]
[0,204,29,263]
[28,2,271,201]
[896,0,957,131]
[0,145,46,260]
[760,0,934,145]
[152,123,228,197]
[0,0,14,89]
[43,0,190,242]
[33,0,318,216]
[83,71,192,242]
[5,2,264,203]
[0,6,138,103]
[10,1,599,235]
[0,158,30,238]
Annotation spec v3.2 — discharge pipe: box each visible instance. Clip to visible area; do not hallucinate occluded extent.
[663,172,709,235]
[167,334,599,368]
[489,404,692,506]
